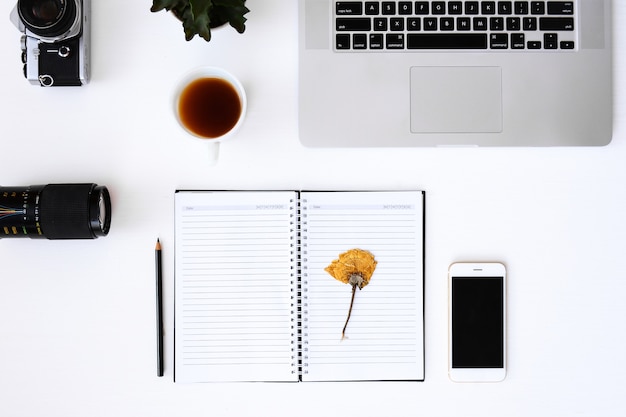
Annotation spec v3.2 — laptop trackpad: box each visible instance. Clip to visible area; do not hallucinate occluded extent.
[410,66,502,133]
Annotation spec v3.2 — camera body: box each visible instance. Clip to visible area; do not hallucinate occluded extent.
[10,0,90,87]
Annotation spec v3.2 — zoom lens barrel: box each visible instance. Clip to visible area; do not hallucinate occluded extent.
[0,183,111,239]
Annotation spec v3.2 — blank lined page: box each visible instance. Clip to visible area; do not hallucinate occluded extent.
[300,191,424,381]
[174,191,299,383]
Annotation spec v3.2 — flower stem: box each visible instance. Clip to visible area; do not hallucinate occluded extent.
[341,283,358,339]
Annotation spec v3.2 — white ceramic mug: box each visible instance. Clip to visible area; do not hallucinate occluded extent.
[174,67,247,165]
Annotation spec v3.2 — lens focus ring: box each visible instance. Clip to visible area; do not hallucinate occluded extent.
[18,0,78,39]
[39,184,92,239]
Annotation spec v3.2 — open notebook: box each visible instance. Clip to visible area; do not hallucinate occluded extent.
[174,190,425,382]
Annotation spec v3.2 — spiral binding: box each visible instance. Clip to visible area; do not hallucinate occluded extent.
[300,197,309,378]
[288,194,309,380]
[289,196,301,378]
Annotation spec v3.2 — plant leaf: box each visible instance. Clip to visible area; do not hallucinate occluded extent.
[213,0,249,33]
[151,0,249,41]
[186,0,213,41]
[151,0,187,13]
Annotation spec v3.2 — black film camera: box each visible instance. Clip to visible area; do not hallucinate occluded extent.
[10,0,90,87]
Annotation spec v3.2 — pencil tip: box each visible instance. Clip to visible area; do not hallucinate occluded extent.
[156,238,161,250]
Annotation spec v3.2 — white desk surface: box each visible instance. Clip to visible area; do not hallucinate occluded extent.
[1,1,625,416]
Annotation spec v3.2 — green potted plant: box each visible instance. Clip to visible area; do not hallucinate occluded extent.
[151,0,249,42]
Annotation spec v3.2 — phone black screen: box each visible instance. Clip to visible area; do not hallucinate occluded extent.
[451,277,504,368]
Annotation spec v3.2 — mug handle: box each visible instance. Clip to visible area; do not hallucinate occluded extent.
[207,141,220,166]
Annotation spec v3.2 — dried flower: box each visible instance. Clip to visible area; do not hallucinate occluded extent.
[325,249,377,339]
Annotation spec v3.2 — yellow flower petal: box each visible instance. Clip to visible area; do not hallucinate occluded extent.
[324,248,377,288]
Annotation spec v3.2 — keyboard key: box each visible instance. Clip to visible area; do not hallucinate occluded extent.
[498,1,513,14]
[544,33,558,49]
[523,17,537,30]
[507,17,521,30]
[336,2,363,15]
[540,17,574,30]
[370,34,384,49]
[424,18,438,30]
[364,2,379,15]
[408,18,421,31]
[474,17,488,30]
[382,2,396,15]
[531,1,545,14]
[441,17,455,31]
[490,17,505,31]
[415,1,429,14]
[528,40,542,49]
[515,1,529,14]
[353,34,368,49]
[407,34,488,49]
[386,34,405,49]
[457,17,472,30]
[432,2,446,14]
[560,41,575,49]
[511,33,525,48]
[336,34,351,49]
[547,2,573,15]
[337,18,371,31]
[399,2,413,14]
[482,2,496,15]
[466,1,480,14]
[490,33,509,49]
[449,2,464,14]
[374,18,388,31]
[390,18,405,31]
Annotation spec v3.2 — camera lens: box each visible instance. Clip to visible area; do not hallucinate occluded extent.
[18,0,78,38]
[0,184,111,239]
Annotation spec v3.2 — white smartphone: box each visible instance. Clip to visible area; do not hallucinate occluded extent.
[448,262,506,382]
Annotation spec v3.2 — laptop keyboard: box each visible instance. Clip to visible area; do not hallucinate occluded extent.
[335,1,577,51]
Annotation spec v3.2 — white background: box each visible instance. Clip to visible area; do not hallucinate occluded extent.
[1,1,625,416]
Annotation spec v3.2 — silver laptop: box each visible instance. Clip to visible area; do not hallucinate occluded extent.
[298,0,612,147]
